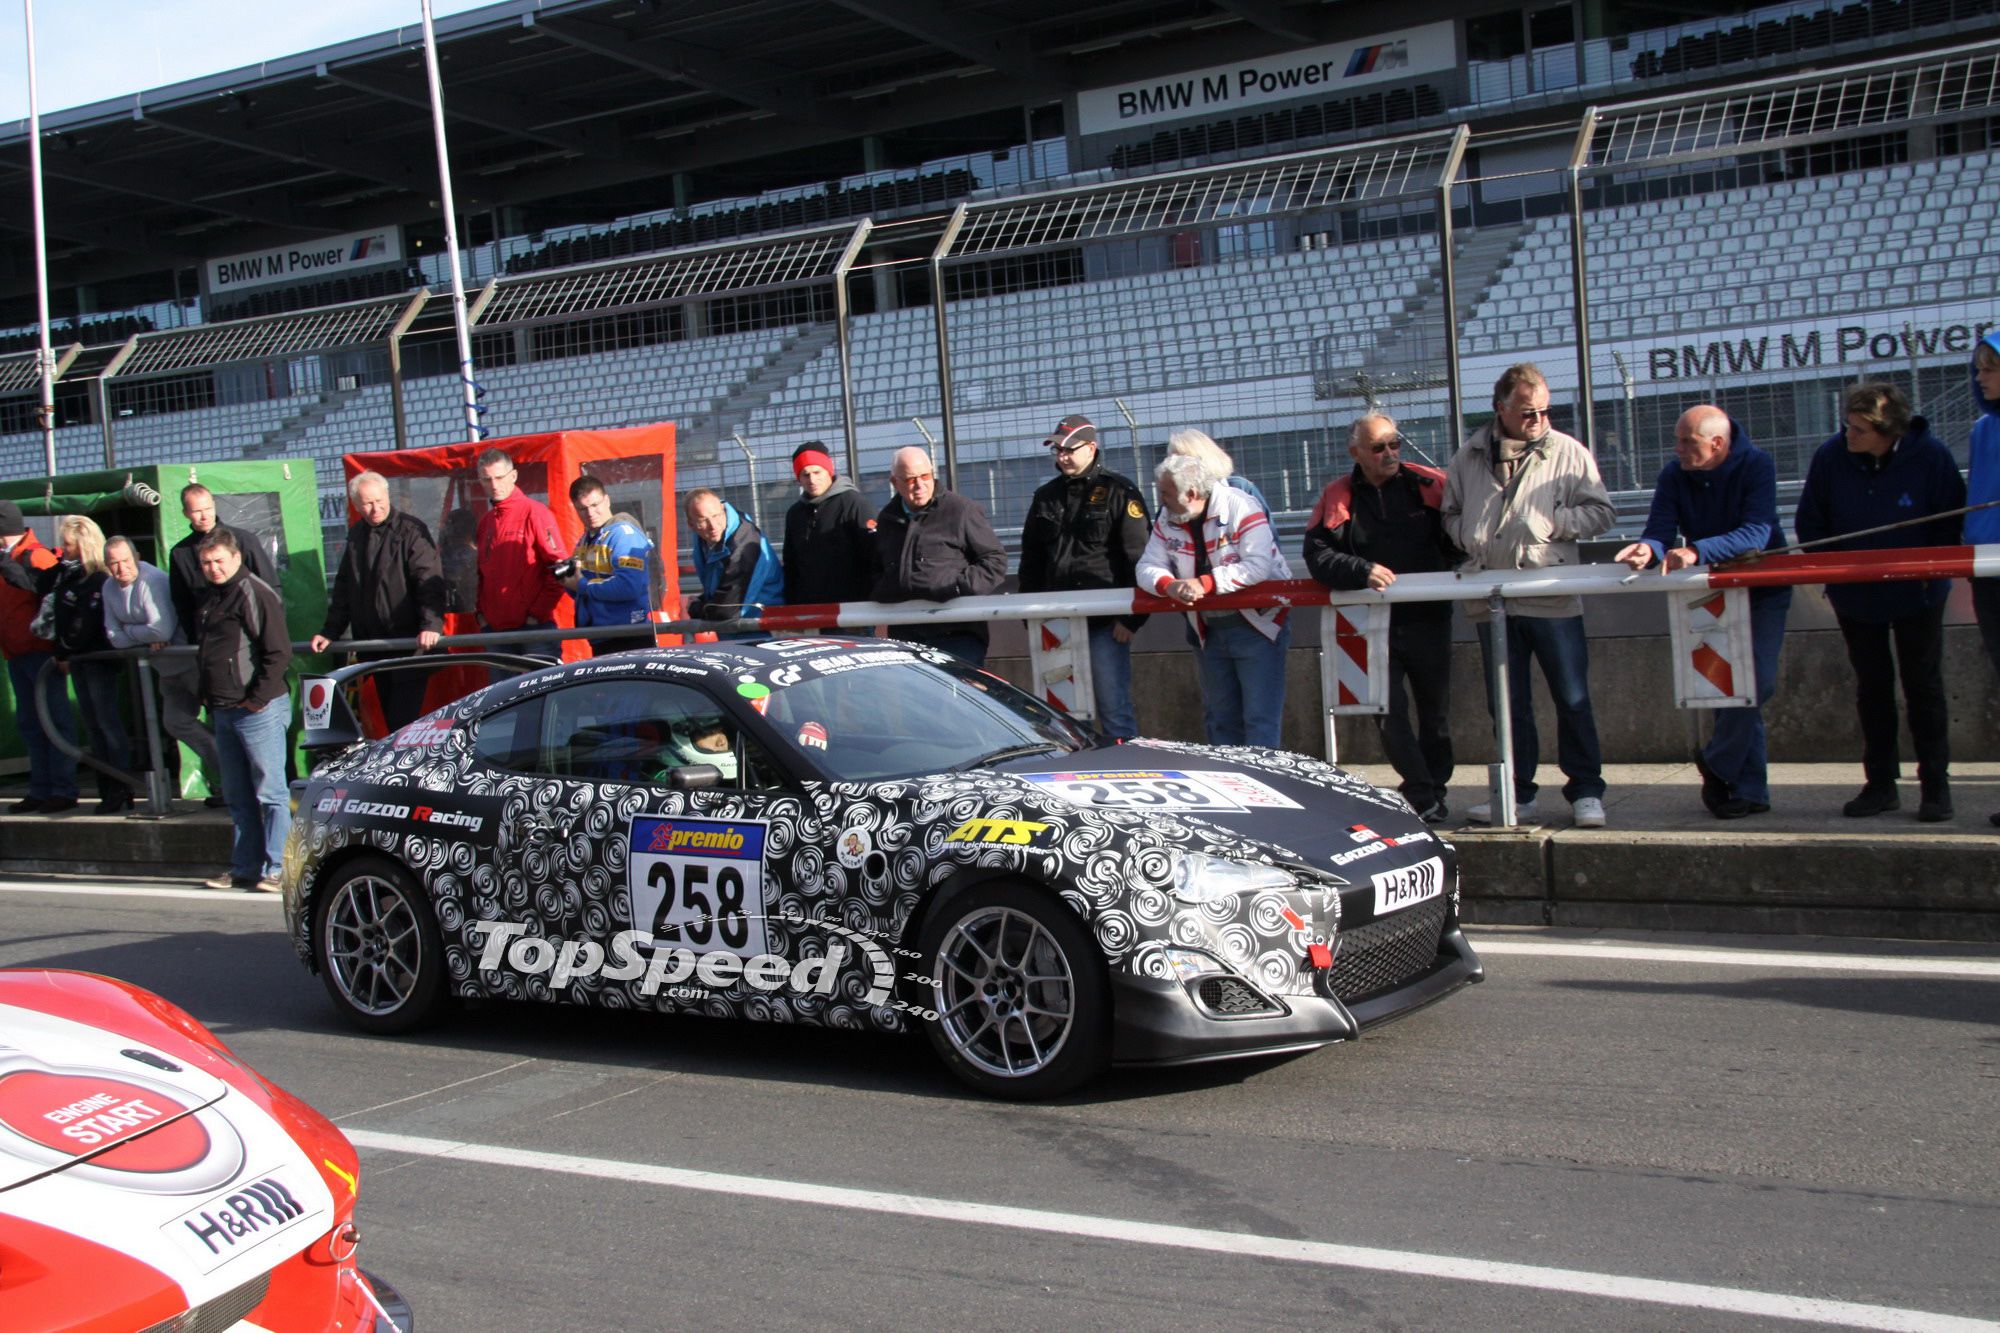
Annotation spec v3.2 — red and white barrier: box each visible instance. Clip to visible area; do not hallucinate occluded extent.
[719,544,1998,744]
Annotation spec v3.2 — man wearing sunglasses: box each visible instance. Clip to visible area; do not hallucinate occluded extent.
[872,446,1008,666]
[1443,362,1616,828]
[1017,415,1151,738]
[1303,413,1459,822]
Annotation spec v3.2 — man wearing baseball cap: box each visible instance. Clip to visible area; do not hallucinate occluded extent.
[0,500,79,812]
[1018,414,1151,738]
[782,441,877,608]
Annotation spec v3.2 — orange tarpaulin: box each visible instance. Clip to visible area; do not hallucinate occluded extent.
[340,424,682,729]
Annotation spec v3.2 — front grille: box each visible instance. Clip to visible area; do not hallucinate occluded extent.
[1327,898,1448,1004]
[140,1272,271,1333]
[1194,975,1282,1017]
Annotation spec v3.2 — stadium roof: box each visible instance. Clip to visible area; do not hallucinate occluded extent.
[0,0,1386,300]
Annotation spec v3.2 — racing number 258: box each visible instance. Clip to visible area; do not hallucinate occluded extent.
[648,862,749,948]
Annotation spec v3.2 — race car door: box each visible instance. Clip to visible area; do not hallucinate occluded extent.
[516,674,826,1006]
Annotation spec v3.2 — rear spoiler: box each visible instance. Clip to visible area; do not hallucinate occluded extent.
[299,653,552,769]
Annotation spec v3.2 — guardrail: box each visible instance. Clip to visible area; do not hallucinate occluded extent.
[34,543,1994,825]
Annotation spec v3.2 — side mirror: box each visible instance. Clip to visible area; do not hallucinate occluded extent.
[667,763,723,791]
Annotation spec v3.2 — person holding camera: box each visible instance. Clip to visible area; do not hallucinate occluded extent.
[561,475,654,654]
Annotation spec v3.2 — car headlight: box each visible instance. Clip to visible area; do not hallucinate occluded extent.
[1169,852,1293,904]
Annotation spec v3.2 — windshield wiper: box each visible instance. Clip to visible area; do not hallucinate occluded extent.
[958,741,1066,771]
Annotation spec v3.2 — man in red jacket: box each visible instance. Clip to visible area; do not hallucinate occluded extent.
[473,449,566,661]
[0,501,78,812]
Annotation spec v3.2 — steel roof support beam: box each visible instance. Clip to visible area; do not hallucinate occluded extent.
[325,65,664,167]
[141,107,435,194]
[7,155,338,234]
[529,15,848,128]
[1209,0,1334,44]
[826,0,1070,88]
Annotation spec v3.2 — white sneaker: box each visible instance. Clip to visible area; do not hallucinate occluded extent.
[1572,797,1607,828]
[1465,798,1538,825]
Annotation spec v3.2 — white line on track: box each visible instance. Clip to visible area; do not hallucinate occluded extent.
[346,1129,1994,1332]
[0,880,279,904]
[1467,938,2000,978]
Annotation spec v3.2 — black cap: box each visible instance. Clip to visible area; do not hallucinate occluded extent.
[0,500,25,537]
[1043,415,1098,451]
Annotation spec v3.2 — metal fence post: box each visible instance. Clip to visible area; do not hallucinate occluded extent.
[131,655,171,817]
[1486,590,1518,828]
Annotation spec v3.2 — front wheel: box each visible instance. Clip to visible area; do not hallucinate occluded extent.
[917,881,1110,1100]
[314,855,448,1034]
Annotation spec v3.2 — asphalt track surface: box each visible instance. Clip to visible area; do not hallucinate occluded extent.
[2,880,1997,1332]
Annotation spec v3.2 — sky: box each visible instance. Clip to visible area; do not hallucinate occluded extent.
[1,0,491,124]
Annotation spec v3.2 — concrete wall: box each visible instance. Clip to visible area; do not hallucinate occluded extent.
[992,623,2000,765]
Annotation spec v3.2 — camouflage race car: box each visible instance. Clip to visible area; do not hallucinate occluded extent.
[287,638,1481,1098]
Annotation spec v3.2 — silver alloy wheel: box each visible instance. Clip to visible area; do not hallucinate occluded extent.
[933,905,1076,1079]
[323,875,425,1017]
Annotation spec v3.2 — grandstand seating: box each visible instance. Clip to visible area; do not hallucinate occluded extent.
[749,234,1437,436]
[1461,150,2000,354]
[3,150,1996,514]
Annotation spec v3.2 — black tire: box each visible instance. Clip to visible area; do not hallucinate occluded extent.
[313,855,448,1035]
[916,880,1110,1100]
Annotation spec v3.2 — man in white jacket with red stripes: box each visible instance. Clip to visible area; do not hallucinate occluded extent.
[1137,444,1294,748]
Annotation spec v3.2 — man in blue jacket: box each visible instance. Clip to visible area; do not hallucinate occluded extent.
[1966,331,2000,827]
[1615,406,1789,819]
[1795,382,1966,822]
[686,489,784,629]
[562,475,654,653]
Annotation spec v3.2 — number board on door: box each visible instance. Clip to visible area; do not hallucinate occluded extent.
[628,816,769,956]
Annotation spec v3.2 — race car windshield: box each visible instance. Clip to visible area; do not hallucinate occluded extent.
[762,655,1090,781]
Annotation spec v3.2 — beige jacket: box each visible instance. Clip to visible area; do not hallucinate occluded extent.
[1442,423,1615,619]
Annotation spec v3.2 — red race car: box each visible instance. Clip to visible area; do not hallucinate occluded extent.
[0,969,412,1332]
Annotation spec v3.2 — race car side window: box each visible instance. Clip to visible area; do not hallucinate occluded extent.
[536,679,751,787]
[471,697,542,773]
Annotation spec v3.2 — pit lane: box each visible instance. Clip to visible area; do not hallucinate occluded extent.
[3,880,1995,1331]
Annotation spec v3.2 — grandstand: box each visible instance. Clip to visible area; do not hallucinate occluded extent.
[1,6,1996,568]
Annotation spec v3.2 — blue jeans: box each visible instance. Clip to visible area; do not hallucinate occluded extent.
[1704,587,1791,806]
[8,652,77,801]
[1190,616,1289,748]
[1476,615,1604,803]
[214,696,292,882]
[71,660,133,802]
[1087,620,1138,739]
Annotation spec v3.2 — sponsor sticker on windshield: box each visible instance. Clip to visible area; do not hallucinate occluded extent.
[1020,769,1301,811]
[1370,856,1443,917]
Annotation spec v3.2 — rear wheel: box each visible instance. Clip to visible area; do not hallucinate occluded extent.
[917,881,1109,1100]
[314,856,447,1034]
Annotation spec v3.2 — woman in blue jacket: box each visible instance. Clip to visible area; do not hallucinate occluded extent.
[1794,382,1965,822]
[1966,331,2000,827]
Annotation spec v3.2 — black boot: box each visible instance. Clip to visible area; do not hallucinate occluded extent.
[1917,781,1953,823]
[1842,784,1900,817]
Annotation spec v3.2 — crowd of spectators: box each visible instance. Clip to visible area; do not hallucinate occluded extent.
[7,338,1998,881]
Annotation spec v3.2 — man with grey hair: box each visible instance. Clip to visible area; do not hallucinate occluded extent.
[871,445,1007,666]
[1139,443,1293,748]
[1615,404,1790,818]
[102,534,224,806]
[1444,363,1616,827]
[1303,413,1458,821]
[312,470,446,730]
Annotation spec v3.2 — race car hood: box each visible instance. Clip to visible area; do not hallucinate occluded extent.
[994,742,1437,875]
[0,1001,339,1310]
[0,1001,230,1193]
